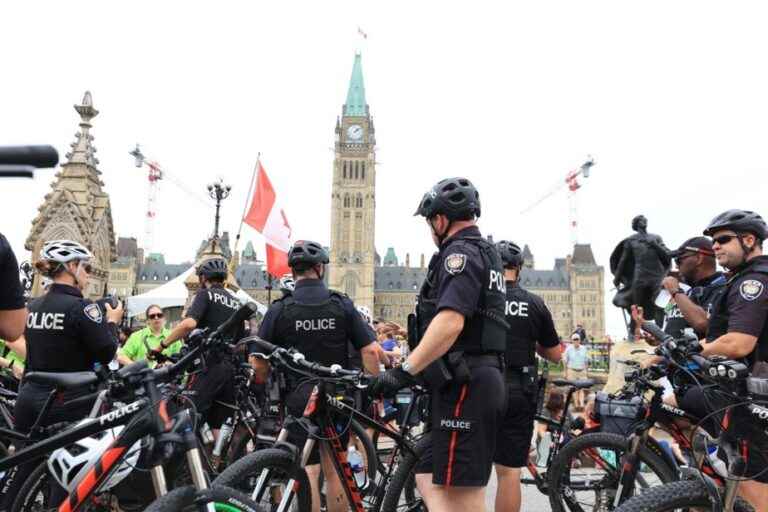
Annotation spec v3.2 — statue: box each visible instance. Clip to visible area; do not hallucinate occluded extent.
[610,215,671,335]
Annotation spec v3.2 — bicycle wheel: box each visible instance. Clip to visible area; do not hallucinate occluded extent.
[612,479,753,512]
[349,418,379,487]
[380,432,430,512]
[144,485,263,512]
[214,448,311,512]
[548,432,677,512]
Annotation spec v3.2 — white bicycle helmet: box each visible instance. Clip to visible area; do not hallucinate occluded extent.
[356,305,373,327]
[39,239,93,264]
[48,423,142,495]
[279,274,295,292]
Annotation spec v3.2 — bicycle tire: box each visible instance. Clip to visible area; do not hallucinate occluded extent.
[213,447,311,512]
[380,432,430,512]
[350,417,379,486]
[612,479,753,512]
[144,485,263,512]
[11,460,56,512]
[548,432,677,512]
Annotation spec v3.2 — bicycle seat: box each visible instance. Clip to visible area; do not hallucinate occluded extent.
[24,371,99,389]
[551,378,595,389]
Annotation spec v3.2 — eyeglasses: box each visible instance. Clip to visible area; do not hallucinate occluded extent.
[148,313,164,320]
[712,234,738,246]
[674,253,695,266]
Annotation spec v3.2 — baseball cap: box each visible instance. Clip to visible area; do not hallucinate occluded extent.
[670,237,715,258]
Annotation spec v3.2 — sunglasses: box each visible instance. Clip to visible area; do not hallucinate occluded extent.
[148,313,164,320]
[712,234,738,246]
[674,253,695,266]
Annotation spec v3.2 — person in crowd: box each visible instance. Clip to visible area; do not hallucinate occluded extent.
[563,333,590,409]
[118,304,179,367]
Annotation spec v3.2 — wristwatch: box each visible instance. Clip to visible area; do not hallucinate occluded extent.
[401,360,415,376]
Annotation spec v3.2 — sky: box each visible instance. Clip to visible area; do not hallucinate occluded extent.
[2,1,768,338]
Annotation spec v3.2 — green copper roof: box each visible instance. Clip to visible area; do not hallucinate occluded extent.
[344,53,367,116]
[243,241,255,258]
[383,247,398,266]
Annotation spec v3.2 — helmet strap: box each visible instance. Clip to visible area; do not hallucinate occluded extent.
[63,260,87,291]
[429,217,452,246]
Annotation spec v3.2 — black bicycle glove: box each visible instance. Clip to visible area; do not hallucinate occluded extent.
[367,367,416,398]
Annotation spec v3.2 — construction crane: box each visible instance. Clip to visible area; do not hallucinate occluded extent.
[129,144,212,254]
[519,156,596,246]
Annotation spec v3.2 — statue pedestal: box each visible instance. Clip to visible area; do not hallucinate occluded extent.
[603,338,654,394]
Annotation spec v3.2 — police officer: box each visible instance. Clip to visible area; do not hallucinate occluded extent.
[368,177,508,512]
[677,210,768,510]
[493,240,562,512]
[153,257,244,437]
[2,240,122,511]
[249,240,381,512]
[0,233,26,341]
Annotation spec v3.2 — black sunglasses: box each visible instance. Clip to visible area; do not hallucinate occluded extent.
[148,313,164,320]
[674,253,695,265]
[712,234,738,246]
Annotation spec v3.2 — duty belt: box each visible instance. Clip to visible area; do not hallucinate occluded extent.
[505,364,536,382]
[464,353,504,370]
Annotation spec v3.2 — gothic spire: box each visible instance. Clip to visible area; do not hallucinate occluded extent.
[344,52,367,116]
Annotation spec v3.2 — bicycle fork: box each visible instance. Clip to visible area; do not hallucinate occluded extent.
[614,434,643,508]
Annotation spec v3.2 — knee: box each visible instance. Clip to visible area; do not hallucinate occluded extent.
[495,465,521,481]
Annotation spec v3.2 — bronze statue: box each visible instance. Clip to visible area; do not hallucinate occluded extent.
[610,215,671,335]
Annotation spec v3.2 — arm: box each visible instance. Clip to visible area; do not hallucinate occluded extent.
[0,235,27,341]
[674,294,709,334]
[700,332,757,359]
[249,307,278,384]
[361,343,382,375]
[0,309,26,342]
[404,309,464,374]
[537,344,562,363]
[162,317,198,347]
[75,301,121,364]
[5,335,26,359]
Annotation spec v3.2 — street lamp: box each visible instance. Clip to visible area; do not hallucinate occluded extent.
[207,178,232,242]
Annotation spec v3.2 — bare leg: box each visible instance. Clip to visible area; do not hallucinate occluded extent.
[416,473,486,512]
[320,445,349,512]
[494,465,522,512]
[739,480,768,512]
[304,464,322,512]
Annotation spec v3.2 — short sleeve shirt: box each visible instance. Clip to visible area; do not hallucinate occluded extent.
[724,271,768,337]
[119,326,180,367]
[434,226,486,318]
[0,339,25,368]
[0,234,24,310]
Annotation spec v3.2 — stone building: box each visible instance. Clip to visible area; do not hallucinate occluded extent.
[25,92,116,299]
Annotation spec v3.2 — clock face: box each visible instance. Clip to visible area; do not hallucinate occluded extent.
[347,125,363,141]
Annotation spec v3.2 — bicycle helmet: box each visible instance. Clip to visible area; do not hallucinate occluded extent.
[496,240,524,269]
[47,424,142,495]
[39,240,93,264]
[197,257,228,281]
[287,240,329,269]
[703,209,768,240]
[356,305,373,326]
[278,274,295,292]
[414,177,481,221]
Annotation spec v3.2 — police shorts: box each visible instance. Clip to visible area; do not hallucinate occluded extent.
[416,366,506,486]
[285,381,350,466]
[494,383,536,468]
[187,359,235,429]
[680,386,768,484]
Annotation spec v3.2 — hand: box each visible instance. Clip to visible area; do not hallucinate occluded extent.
[148,346,164,361]
[662,276,680,294]
[105,300,124,324]
[367,367,416,398]
[11,363,23,380]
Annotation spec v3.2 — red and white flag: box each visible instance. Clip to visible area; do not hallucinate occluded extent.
[244,161,292,278]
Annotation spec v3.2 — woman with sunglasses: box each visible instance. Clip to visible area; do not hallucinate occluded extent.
[1,239,123,510]
[117,304,178,367]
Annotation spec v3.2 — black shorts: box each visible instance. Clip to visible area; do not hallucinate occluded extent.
[188,359,235,429]
[494,383,536,468]
[680,386,768,483]
[416,366,506,486]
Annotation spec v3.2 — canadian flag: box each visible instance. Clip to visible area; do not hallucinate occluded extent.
[244,162,292,278]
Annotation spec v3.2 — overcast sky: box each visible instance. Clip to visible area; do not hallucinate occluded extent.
[3,1,768,337]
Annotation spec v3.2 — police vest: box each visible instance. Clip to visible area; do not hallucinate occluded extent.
[197,286,244,342]
[708,257,768,365]
[272,291,350,368]
[504,285,538,368]
[415,234,508,354]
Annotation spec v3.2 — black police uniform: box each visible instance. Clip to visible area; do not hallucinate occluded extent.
[185,283,244,429]
[254,278,374,465]
[494,282,559,468]
[679,255,768,482]
[413,226,508,487]
[663,272,726,338]
[0,234,24,313]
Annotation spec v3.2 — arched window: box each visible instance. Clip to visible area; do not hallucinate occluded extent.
[356,193,363,208]
[354,161,359,179]
[396,281,402,289]
[361,162,365,180]
[343,161,347,179]
[343,194,350,208]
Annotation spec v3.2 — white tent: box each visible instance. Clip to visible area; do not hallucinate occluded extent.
[126,266,268,317]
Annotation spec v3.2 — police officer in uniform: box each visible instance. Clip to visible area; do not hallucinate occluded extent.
[493,240,562,512]
[153,257,244,437]
[677,210,768,510]
[368,178,508,512]
[2,240,122,511]
[0,233,26,341]
[249,240,381,512]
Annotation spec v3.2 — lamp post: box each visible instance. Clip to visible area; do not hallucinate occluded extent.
[207,178,232,250]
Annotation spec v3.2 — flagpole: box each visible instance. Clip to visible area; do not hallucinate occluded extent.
[230,153,260,273]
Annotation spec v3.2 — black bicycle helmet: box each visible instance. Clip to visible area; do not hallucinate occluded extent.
[703,209,768,240]
[414,177,481,221]
[197,257,228,281]
[496,240,523,268]
[288,240,329,269]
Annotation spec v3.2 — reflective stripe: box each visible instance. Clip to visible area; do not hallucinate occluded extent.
[445,384,469,486]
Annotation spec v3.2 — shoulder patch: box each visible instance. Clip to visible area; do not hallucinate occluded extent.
[84,303,103,323]
[739,279,764,301]
[444,253,467,275]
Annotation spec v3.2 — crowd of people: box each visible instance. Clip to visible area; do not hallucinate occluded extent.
[1,175,768,511]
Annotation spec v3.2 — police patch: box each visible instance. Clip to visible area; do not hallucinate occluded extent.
[740,279,764,301]
[84,303,102,323]
[439,418,473,432]
[444,253,467,275]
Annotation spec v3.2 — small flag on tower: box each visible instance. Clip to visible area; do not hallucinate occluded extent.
[358,26,368,39]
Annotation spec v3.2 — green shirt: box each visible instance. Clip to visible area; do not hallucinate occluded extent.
[119,327,179,367]
[0,339,24,369]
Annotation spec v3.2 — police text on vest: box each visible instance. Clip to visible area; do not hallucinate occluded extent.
[296,319,336,331]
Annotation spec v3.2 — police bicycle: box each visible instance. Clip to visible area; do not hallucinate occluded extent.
[1,304,263,512]
[213,336,427,512]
